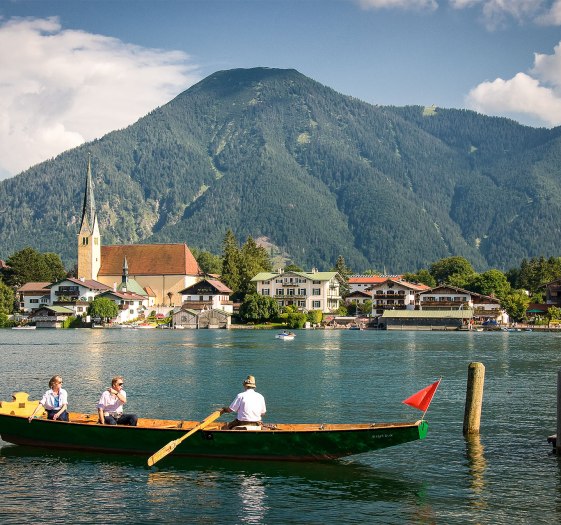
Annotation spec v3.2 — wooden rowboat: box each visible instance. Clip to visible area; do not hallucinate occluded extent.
[0,392,428,462]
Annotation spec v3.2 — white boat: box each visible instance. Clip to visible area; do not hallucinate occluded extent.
[11,325,36,330]
[276,332,295,340]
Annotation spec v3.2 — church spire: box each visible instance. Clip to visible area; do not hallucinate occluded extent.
[79,153,97,233]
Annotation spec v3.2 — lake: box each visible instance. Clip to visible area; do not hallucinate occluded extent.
[1,328,561,524]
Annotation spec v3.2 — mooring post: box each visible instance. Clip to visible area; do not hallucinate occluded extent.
[463,362,485,435]
[557,369,561,453]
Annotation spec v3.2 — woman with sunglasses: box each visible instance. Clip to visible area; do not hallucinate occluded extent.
[96,376,137,426]
[28,375,69,422]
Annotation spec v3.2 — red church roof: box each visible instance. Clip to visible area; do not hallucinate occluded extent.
[98,243,201,277]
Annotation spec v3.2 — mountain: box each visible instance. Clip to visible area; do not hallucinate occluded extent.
[1,67,560,273]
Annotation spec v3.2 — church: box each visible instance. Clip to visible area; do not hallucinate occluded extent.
[77,158,201,306]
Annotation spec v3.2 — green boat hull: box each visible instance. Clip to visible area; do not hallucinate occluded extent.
[0,413,428,462]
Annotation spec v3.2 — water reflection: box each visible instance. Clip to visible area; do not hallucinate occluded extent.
[465,434,487,510]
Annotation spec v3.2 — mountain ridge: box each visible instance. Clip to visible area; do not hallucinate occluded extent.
[0,67,560,272]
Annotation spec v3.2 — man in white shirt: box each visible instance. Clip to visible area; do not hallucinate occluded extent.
[222,375,266,429]
[97,376,138,426]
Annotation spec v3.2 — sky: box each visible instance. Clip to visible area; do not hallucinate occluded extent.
[1,0,561,180]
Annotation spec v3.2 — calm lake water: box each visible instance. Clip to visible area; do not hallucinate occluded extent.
[1,328,561,524]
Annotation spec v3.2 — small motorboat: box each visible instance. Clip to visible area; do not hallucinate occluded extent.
[276,331,295,340]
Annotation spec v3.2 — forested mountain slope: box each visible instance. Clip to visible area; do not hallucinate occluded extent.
[0,67,559,272]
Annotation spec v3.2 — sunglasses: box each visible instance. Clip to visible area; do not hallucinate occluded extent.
[116,383,124,386]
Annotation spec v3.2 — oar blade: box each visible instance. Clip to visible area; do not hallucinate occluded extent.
[147,410,222,467]
[147,439,179,467]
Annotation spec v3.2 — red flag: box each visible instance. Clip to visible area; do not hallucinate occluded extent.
[402,379,441,412]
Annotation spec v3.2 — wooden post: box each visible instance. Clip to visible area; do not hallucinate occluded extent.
[463,362,485,435]
[557,369,561,453]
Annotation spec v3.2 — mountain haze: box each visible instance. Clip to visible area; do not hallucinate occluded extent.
[1,67,560,272]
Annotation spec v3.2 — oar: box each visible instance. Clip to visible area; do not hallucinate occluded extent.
[147,410,222,467]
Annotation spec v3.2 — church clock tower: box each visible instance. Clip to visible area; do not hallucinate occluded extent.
[77,155,101,280]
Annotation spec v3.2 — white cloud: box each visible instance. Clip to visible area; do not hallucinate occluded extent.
[536,0,561,24]
[467,42,561,126]
[357,0,438,10]
[0,17,200,179]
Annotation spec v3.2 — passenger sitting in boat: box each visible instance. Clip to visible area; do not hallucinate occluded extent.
[221,375,266,430]
[97,375,138,426]
[28,375,69,422]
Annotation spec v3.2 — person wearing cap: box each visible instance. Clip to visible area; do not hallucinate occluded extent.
[221,375,266,429]
[96,375,138,426]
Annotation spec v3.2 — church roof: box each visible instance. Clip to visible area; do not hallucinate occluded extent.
[98,243,201,276]
[117,278,147,296]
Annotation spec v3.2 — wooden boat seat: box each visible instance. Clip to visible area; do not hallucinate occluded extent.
[232,425,263,431]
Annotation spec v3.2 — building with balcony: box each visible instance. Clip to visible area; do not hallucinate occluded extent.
[47,277,111,305]
[178,278,233,314]
[418,285,473,311]
[369,278,430,315]
[251,268,341,313]
[545,278,561,307]
[348,275,402,294]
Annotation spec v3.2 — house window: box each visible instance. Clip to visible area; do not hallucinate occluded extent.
[313,280,320,284]
[299,288,306,296]
[278,300,284,307]
[312,288,321,295]
[298,301,305,307]
[276,289,284,296]
[262,288,270,296]
[312,300,321,308]
[30,299,39,303]
[288,289,295,296]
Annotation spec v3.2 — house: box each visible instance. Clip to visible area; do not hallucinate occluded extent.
[97,290,149,324]
[251,268,342,313]
[171,307,230,329]
[348,275,402,294]
[77,157,201,306]
[48,277,111,305]
[545,278,561,307]
[418,285,473,311]
[369,278,430,315]
[178,278,234,314]
[16,282,51,313]
[381,310,472,330]
[32,305,75,328]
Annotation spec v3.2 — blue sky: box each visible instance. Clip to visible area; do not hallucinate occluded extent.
[1,0,561,179]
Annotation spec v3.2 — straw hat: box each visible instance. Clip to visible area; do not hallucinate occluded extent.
[243,375,256,388]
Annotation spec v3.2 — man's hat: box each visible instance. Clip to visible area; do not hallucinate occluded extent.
[243,375,256,388]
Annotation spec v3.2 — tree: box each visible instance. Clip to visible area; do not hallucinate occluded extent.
[284,263,303,272]
[307,309,323,325]
[546,306,561,328]
[465,269,511,299]
[429,256,475,287]
[500,290,530,322]
[239,293,279,323]
[333,255,352,298]
[88,297,119,323]
[4,248,51,287]
[221,230,241,295]
[192,248,222,275]
[238,236,272,298]
[512,256,561,295]
[43,253,67,282]
[0,281,15,327]
[403,269,436,288]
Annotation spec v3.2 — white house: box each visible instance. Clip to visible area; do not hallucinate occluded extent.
[178,278,234,314]
[16,282,51,313]
[97,290,149,323]
[370,278,430,315]
[251,268,341,313]
[47,277,111,305]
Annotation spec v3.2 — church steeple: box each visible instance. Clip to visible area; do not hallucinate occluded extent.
[77,154,101,281]
[79,154,97,233]
[122,256,129,286]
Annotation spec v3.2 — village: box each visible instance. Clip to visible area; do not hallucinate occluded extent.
[3,159,559,331]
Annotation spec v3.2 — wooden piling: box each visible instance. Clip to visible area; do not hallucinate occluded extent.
[557,369,561,453]
[463,362,485,435]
